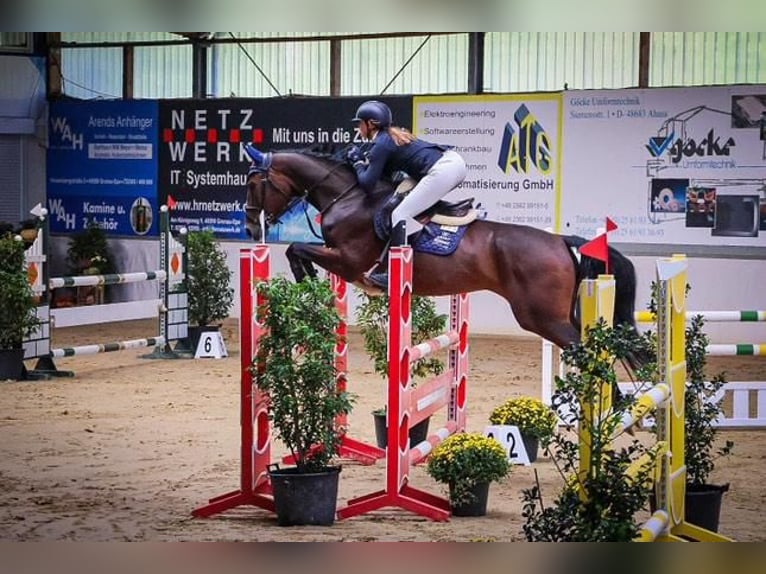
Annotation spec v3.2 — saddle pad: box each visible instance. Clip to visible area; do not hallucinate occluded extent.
[412,222,467,256]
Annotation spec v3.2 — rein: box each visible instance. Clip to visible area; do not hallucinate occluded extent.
[252,158,360,237]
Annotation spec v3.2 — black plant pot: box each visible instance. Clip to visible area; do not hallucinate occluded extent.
[521,433,539,463]
[0,348,25,381]
[449,481,490,517]
[373,412,430,450]
[649,483,729,533]
[685,483,729,533]
[268,465,341,526]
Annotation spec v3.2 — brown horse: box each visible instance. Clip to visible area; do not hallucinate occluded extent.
[243,144,644,361]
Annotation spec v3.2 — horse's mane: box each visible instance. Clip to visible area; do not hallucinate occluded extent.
[279,143,348,163]
[276,143,395,198]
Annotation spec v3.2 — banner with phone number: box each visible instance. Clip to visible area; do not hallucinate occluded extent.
[47,100,159,237]
[561,85,766,246]
[158,96,413,241]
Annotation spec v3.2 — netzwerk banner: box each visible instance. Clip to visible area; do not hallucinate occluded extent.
[158,96,412,241]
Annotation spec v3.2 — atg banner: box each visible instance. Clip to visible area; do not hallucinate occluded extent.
[158,96,412,241]
[47,100,159,237]
[413,94,563,232]
[562,86,766,247]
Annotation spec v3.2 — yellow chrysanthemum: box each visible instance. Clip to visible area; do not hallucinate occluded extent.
[488,396,557,439]
[427,433,510,484]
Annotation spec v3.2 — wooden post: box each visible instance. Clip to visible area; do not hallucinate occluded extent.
[122,45,134,99]
[639,32,650,88]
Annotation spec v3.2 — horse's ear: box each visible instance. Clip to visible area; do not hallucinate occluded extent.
[244,144,272,169]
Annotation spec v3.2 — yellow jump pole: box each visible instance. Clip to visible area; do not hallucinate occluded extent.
[653,255,732,542]
[576,274,615,495]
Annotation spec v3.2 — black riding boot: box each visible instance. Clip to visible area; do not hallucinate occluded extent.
[367,222,407,290]
[374,194,403,241]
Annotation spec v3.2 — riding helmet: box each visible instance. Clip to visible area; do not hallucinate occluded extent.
[352,100,392,128]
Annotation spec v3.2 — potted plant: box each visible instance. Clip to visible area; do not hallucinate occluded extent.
[426,432,511,516]
[356,292,446,448]
[0,233,42,380]
[64,221,115,306]
[521,320,656,541]
[66,221,115,276]
[488,396,558,462]
[186,230,234,351]
[253,275,355,526]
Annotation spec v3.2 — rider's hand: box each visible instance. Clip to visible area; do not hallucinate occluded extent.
[346,146,366,166]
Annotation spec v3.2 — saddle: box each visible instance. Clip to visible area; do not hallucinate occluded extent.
[373,177,481,242]
[393,176,479,226]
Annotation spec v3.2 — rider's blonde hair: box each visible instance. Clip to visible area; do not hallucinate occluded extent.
[388,126,417,146]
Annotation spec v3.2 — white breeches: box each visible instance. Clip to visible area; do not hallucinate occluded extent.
[391,150,467,237]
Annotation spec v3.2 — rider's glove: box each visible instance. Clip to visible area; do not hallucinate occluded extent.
[346,146,366,167]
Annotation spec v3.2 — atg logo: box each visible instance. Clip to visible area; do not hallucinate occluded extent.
[497,104,552,175]
[646,129,735,164]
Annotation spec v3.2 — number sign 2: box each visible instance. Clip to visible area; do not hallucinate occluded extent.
[483,425,531,466]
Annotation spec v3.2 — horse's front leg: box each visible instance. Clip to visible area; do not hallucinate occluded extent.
[285,242,366,283]
[286,243,318,282]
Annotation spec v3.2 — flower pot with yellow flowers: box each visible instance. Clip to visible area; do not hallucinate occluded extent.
[426,432,511,517]
[488,396,557,463]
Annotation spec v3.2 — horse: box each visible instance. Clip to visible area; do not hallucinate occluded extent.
[243,144,647,370]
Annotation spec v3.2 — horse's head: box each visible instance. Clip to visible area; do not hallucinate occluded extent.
[243,144,359,241]
[243,144,305,241]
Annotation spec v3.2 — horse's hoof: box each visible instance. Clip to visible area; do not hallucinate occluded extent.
[353,280,385,297]
[365,272,389,290]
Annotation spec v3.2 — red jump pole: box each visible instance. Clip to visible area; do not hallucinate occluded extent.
[330,273,386,464]
[192,246,275,517]
[338,246,469,522]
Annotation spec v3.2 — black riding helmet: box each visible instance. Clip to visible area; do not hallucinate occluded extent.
[351,100,392,128]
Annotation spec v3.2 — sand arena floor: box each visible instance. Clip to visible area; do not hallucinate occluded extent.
[0,318,763,541]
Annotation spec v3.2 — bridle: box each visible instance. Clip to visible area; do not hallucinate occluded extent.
[246,164,298,227]
[246,155,359,227]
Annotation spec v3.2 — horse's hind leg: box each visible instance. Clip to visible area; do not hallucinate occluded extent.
[514,310,580,352]
[505,275,580,351]
[511,280,632,424]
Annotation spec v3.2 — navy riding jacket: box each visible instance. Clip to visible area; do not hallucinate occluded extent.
[352,131,446,192]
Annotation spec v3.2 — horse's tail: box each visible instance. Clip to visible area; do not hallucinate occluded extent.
[564,235,651,374]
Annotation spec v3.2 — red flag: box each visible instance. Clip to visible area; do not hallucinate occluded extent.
[580,233,610,273]
[606,217,618,232]
[167,195,177,210]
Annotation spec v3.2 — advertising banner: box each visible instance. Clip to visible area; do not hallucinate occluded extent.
[562,86,766,247]
[413,94,563,231]
[47,100,159,236]
[158,96,412,241]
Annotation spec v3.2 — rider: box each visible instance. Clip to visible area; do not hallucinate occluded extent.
[347,100,467,289]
